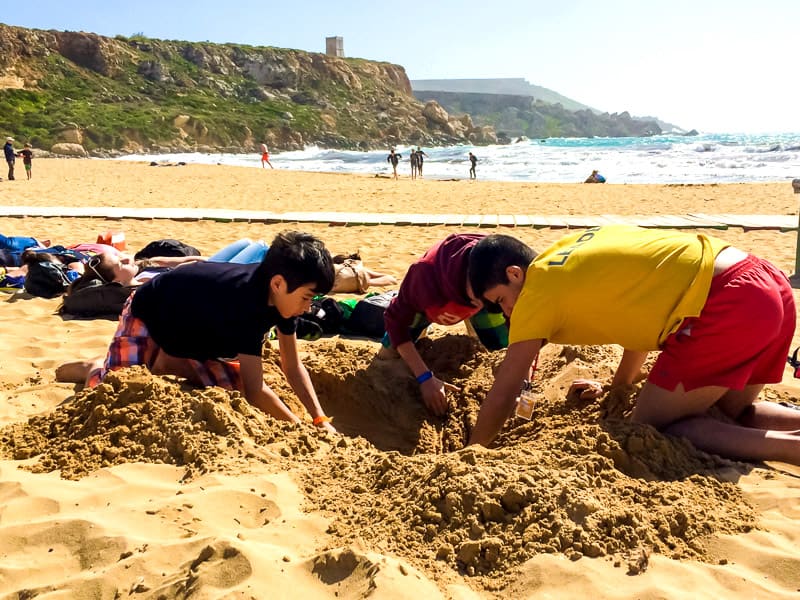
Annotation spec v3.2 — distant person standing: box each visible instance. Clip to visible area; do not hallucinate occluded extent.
[18,143,33,180]
[260,143,274,169]
[409,149,419,180]
[387,148,401,180]
[4,137,16,181]
[468,152,478,180]
[416,146,429,178]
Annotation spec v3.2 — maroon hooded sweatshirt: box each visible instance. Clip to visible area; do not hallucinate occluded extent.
[384,233,484,347]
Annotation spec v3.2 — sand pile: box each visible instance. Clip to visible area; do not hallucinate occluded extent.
[0,365,347,480]
[299,338,758,587]
[0,336,764,589]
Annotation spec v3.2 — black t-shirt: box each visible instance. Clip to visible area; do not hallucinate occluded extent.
[131,261,297,360]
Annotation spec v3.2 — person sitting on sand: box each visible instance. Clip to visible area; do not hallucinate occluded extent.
[58,231,337,432]
[379,233,509,416]
[584,169,606,183]
[331,252,397,294]
[465,226,800,466]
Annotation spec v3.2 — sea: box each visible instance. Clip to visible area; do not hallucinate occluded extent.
[117,132,800,185]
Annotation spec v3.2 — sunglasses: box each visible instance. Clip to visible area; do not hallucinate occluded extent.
[86,255,108,283]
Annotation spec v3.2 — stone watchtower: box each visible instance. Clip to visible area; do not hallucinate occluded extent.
[325,36,344,57]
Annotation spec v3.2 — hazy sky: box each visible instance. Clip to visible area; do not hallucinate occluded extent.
[5,0,799,133]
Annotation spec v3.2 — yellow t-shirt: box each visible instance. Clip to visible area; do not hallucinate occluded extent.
[508,225,729,350]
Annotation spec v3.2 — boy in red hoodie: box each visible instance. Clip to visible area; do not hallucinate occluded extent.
[382,233,507,415]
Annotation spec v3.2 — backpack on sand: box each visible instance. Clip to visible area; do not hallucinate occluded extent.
[134,239,201,260]
[60,280,135,318]
[24,261,71,298]
[346,290,397,339]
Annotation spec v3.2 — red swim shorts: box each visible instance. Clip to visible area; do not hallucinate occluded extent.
[648,255,796,392]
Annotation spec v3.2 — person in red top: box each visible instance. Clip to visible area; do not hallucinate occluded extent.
[381,233,508,415]
[260,143,273,169]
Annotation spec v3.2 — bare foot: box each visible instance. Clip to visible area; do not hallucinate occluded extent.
[56,359,100,383]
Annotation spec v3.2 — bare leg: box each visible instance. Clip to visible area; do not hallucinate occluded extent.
[734,400,800,430]
[150,350,206,386]
[367,274,398,287]
[633,381,800,464]
[665,416,800,463]
[56,357,103,383]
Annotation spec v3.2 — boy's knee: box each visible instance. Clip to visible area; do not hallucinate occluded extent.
[377,346,399,360]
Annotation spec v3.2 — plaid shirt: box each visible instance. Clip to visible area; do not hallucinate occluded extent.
[88,296,242,389]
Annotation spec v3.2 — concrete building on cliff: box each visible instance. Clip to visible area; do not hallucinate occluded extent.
[325,36,344,57]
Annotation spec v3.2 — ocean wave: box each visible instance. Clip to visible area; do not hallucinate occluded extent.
[117,132,800,184]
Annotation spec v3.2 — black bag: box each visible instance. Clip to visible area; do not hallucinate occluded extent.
[304,296,345,334]
[346,291,397,339]
[24,261,71,298]
[134,239,201,260]
[60,280,134,318]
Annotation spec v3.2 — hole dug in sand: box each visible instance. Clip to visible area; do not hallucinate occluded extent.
[300,336,759,588]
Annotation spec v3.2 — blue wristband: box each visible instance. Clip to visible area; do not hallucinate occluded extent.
[416,370,433,384]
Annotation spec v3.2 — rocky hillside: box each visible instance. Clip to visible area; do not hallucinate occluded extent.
[413,91,662,139]
[0,24,497,156]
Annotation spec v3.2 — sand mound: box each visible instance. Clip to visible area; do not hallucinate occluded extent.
[0,366,347,480]
[299,338,757,587]
[0,336,762,589]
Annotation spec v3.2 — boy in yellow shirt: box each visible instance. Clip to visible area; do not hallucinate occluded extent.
[467,225,800,465]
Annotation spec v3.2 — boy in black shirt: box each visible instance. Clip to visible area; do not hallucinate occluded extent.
[87,231,337,432]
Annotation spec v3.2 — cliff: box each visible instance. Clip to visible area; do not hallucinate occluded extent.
[413,90,662,139]
[0,24,496,155]
[411,78,594,112]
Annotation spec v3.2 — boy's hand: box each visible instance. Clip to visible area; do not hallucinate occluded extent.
[568,379,604,400]
[317,420,338,434]
[421,376,459,416]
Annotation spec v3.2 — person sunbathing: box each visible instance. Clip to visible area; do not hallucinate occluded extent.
[331,252,397,293]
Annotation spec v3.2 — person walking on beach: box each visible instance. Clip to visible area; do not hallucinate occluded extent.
[409,149,419,180]
[416,146,429,178]
[468,152,477,180]
[18,143,33,180]
[260,143,274,169]
[387,148,401,180]
[466,226,800,466]
[4,137,16,181]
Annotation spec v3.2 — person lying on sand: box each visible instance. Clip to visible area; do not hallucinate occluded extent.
[379,233,510,416]
[466,226,800,465]
[58,231,336,432]
[67,238,269,291]
[330,252,397,294]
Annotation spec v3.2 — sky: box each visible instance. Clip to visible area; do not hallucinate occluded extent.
[3,0,799,133]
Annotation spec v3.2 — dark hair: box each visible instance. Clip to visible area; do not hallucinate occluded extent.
[261,231,334,294]
[21,249,57,265]
[66,253,116,295]
[332,251,361,264]
[468,234,537,300]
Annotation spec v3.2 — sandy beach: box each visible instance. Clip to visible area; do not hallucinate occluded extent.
[1,158,799,599]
